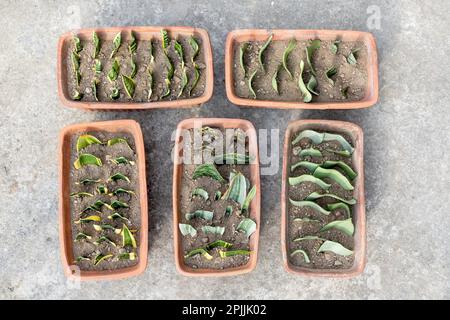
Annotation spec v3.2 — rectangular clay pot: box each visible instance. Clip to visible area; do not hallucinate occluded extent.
[173,118,261,276]
[59,120,148,280]
[281,119,366,277]
[225,29,378,109]
[57,26,214,110]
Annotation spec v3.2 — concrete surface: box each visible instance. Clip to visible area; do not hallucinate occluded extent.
[0,0,449,300]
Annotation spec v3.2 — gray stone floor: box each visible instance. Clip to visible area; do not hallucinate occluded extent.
[0,0,449,300]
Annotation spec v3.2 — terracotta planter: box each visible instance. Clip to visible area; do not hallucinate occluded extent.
[173,118,261,276]
[281,119,366,277]
[57,26,214,110]
[59,120,148,280]
[225,29,378,109]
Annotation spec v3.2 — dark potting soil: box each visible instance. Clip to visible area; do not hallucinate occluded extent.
[67,35,206,102]
[179,127,254,270]
[70,131,140,271]
[233,39,368,102]
[288,130,356,269]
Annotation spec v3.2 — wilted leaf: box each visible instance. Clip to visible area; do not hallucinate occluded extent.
[129,56,137,78]
[305,39,321,75]
[313,167,354,191]
[239,42,248,77]
[330,40,340,55]
[326,202,351,218]
[74,215,101,224]
[288,174,331,189]
[73,154,102,169]
[326,66,338,84]
[282,38,296,79]
[189,65,200,96]
[72,90,83,101]
[347,48,360,65]
[73,35,82,53]
[184,248,213,260]
[290,249,311,263]
[320,218,354,236]
[178,67,188,98]
[92,31,100,58]
[306,74,319,96]
[94,253,113,266]
[70,192,94,198]
[272,64,281,94]
[219,250,251,258]
[241,185,256,215]
[76,178,101,185]
[248,70,257,99]
[306,191,356,205]
[258,34,272,72]
[92,78,99,101]
[93,59,102,74]
[298,60,312,103]
[189,36,199,64]
[118,252,137,261]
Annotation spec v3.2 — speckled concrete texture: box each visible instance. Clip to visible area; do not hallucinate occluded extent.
[0,0,448,299]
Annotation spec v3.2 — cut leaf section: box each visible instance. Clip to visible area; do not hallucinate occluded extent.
[306,191,356,205]
[320,218,354,236]
[179,223,197,237]
[201,226,225,236]
[282,38,296,79]
[288,174,331,189]
[237,218,256,238]
[121,224,137,248]
[192,164,225,182]
[185,210,214,221]
[191,187,209,201]
[73,154,102,169]
[318,240,353,256]
[312,167,354,191]
[76,134,102,152]
[290,249,311,263]
[289,199,330,215]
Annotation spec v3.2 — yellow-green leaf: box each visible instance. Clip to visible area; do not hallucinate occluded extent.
[73,154,102,169]
[121,223,137,248]
[76,134,102,152]
[122,74,135,98]
[94,253,113,266]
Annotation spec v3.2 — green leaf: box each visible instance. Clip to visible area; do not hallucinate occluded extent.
[92,78,99,101]
[74,215,101,224]
[191,187,209,201]
[241,185,256,215]
[288,174,331,189]
[186,210,214,221]
[292,130,354,154]
[239,42,248,77]
[149,40,155,64]
[306,191,356,205]
[341,86,349,98]
[92,31,100,58]
[289,198,331,215]
[108,156,135,165]
[322,160,357,180]
[222,172,247,207]
[118,252,137,261]
[290,249,311,263]
[258,34,272,72]
[72,90,83,101]
[219,250,251,258]
[75,232,92,241]
[298,148,322,157]
[189,36,199,64]
[108,212,130,223]
[161,29,170,52]
[70,192,94,198]
[330,40,340,55]
[326,148,351,157]
[205,240,232,250]
[109,188,135,196]
[110,200,129,209]
[121,224,137,248]
[214,191,222,201]
[93,59,102,74]
[189,65,200,96]
[282,38,296,79]
[90,200,113,211]
[73,154,102,169]
[94,236,117,247]
[128,31,137,54]
[214,153,251,165]
[71,51,80,71]
[174,40,185,68]
[73,35,83,53]
[237,218,256,238]
[326,202,351,218]
[121,74,135,99]
[107,58,120,83]
[107,137,131,148]
[94,253,113,266]
[225,205,233,217]
[202,226,225,236]
[293,235,325,242]
[305,39,321,75]
[184,248,213,260]
[326,65,338,84]
[248,70,257,99]
[76,178,101,185]
[347,48,360,65]
[298,60,312,102]
[129,56,137,78]
[76,134,102,152]
[178,67,188,98]
[293,217,321,223]
[147,69,153,100]
[306,74,319,95]
[110,32,121,58]
[313,167,354,191]
[75,256,90,263]
[93,224,121,234]
[192,164,224,182]
[318,240,353,256]
[179,223,197,237]
[272,64,281,94]
[320,218,354,236]
[291,161,320,172]
[75,70,81,86]
[108,172,130,183]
